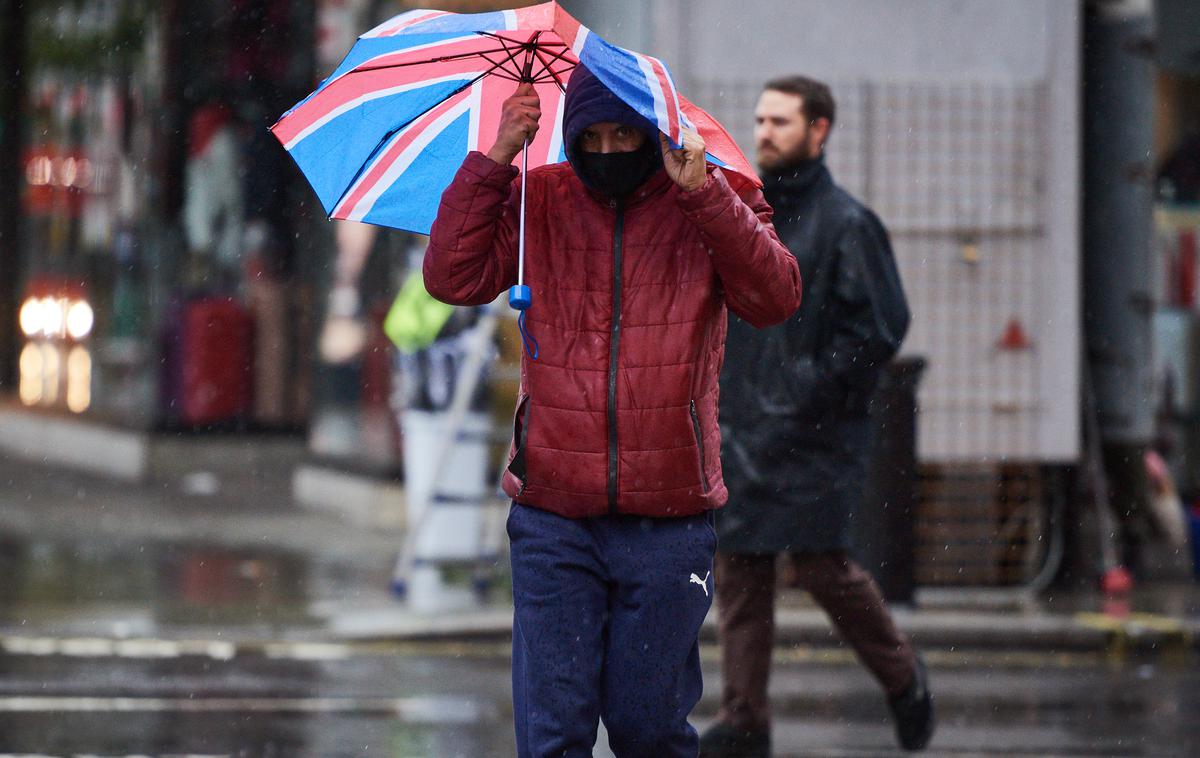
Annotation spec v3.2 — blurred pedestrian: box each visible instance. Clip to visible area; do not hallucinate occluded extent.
[423,65,801,758]
[698,76,933,757]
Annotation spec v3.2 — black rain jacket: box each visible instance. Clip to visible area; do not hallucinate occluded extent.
[716,157,909,553]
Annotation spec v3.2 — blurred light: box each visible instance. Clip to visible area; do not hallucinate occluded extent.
[72,157,94,189]
[66,300,94,340]
[19,298,43,337]
[18,344,43,406]
[66,346,91,413]
[40,343,59,404]
[40,297,65,338]
[25,155,52,186]
[61,157,79,188]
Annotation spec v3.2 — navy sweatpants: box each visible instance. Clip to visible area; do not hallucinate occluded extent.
[507,502,716,758]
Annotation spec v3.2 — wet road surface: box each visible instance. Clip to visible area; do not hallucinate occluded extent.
[0,456,1197,756]
[0,637,1196,757]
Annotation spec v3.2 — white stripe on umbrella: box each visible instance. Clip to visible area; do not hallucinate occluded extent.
[324,32,483,86]
[664,62,686,134]
[363,9,451,38]
[466,78,483,154]
[633,52,670,139]
[282,72,481,151]
[646,54,683,143]
[546,83,567,163]
[339,91,476,221]
[334,92,469,218]
[570,26,590,58]
[275,34,488,140]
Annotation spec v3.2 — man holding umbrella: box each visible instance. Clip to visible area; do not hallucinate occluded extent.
[424,64,801,757]
[698,76,933,757]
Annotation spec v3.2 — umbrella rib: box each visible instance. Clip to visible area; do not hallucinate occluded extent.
[476,30,567,49]
[475,51,520,78]
[485,32,530,81]
[348,45,520,74]
[530,45,572,92]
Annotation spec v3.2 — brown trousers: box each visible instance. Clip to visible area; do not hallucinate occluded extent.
[714,551,917,731]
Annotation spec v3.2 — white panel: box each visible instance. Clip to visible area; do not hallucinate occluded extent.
[871,81,1046,461]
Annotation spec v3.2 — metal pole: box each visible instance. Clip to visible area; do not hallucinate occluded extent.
[1078,0,1154,581]
[1083,0,1155,446]
[0,0,28,392]
[518,138,528,286]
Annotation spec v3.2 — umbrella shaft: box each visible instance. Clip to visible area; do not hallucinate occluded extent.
[518,138,528,286]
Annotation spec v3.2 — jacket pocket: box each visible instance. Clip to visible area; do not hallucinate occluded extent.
[690,400,712,494]
[758,334,804,417]
[506,394,532,492]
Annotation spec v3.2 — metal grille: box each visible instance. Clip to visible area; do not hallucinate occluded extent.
[690,78,1053,462]
[689,78,1059,587]
[915,463,1047,586]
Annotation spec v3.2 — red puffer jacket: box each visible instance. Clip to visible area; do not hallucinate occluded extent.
[425,151,801,519]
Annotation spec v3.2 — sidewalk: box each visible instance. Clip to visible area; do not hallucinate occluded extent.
[318,587,1200,656]
[0,426,1196,656]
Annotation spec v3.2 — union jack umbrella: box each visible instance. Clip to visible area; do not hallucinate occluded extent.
[271,0,758,324]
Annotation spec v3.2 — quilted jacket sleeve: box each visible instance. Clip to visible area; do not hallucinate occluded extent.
[424,151,521,306]
[675,167,802,327]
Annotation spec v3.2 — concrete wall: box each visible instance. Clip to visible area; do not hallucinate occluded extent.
[571,0,1058,83]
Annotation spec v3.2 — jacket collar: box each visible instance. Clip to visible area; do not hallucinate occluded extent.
[761,156,832,205]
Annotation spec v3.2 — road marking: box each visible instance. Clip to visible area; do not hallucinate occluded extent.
[0,695,489,723]
[0,754,231,758]
[772,751,1122,758]
[1,633,1191,671]
[262,641,351,660]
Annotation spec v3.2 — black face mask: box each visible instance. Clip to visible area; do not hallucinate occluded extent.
[575,140,659,198]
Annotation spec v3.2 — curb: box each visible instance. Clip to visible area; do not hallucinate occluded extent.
[322,605,1199,655]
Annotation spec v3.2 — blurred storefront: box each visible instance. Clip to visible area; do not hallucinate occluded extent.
[10,0,321,431]
[301,0,526,483]
[2,0,529,493]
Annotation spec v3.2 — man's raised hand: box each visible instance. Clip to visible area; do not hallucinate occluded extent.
[660,127,707,193]
[487,83,541,165]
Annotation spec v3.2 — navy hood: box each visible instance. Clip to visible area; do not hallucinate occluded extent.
[562,64,662,184]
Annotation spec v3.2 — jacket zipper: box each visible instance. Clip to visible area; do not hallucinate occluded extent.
[607,199,625,514]
[515,395,531,497]
[690,400,711,493]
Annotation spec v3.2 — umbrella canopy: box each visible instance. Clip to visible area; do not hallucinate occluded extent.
[271,0,758,235]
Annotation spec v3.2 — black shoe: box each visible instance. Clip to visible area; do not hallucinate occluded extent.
[697,720,770,758]
[889,654,935,751]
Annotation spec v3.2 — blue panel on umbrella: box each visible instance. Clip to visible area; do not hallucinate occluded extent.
[287,78,474,215]
[283,33,472,118]
[359,108,471,234]
[329,33,472,82]
[578,34,679,147]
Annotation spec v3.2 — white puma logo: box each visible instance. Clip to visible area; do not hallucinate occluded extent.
[689,571,710,597]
